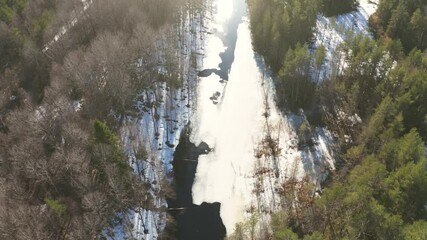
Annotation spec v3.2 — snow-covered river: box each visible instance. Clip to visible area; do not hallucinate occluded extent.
[111,0,376,238]
[190,0,266,232]
[188,0,338,235]
[127,0,377,237]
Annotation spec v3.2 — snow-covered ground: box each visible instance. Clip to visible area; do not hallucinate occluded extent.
[118,5,208,240]
[43,0,93,52]
[314,0,379,80]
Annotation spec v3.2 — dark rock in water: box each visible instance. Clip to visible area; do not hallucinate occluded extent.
[210,91,221,104]
[166,126,226,239]
[171,126,211,206]
[297,138,318,150]
[198,68,227,81]
[175,202,226,240]
[210,91,221,100]
[197,141,212,155]
[198,69,215,77]
[165,140,175,148]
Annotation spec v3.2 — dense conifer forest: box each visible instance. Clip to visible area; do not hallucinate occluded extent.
[246,0,427,239]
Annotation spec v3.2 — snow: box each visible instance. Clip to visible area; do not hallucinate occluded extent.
[192,20,264,230]
[118,5,208,240]
[314,0,379,80]
[216,0,234,23]
[72,100,82,112]
[190,0,336,235]
[117,0,379,238]
[359,0,379,17]
[43,0,93,52]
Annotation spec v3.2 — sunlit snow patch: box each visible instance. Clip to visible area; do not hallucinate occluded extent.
[314,0,379,80]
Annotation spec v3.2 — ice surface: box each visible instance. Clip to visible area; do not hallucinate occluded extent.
[192,20,265,231]
[117,0,379,237]
[191,12,335,236]
[190,0,380,235]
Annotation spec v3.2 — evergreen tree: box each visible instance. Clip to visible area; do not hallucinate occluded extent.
[277,44,314,111]
[320,0,358,17]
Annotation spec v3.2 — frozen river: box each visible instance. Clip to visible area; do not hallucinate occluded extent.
[170,0,337,237]
[191,0,267,233]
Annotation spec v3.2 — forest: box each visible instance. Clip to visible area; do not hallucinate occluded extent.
[0,0,203,238]
[0,0,426,239]
[246,0,427,239]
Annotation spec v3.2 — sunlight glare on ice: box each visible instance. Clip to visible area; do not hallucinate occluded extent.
[216,0,233,22]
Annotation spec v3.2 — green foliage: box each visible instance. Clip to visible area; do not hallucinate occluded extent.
[227,213,260,240]
[248,0,318,71]
[0,0,27,22]
[396,50,427,138]
[0,0,54,99]
[0,23,23,71]
[373,0,427,51]
[271,211,290,235]
[303,231,323,240]
[403,221,427,240]
[410,8,427,49]
[395,129,425,166]
[93,120,121,146]
[360,96,397,150]
[44,198,67,216]
[314,44,326,82]
[91,120,131,181]
[273,228,299,240]
[32,8,55,44]
[342,34,392,118]
[277,44,315,111]
[320,0,358,17]
[308,130,426,239]
[384,158,427,221]
[248,1,427,239]
[348,156,387,196]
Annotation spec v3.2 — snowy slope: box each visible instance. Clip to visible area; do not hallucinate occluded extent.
[314,0,379,80]
[43,0,93,53]
[118,6,208,240]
